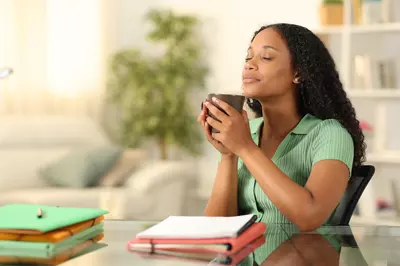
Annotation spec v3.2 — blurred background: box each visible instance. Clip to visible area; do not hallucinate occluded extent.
[0,0,399,226]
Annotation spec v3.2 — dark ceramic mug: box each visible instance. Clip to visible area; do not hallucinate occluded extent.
[201,93,246,133]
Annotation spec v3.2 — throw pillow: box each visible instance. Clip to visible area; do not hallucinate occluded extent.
[39,146,122,188]
[99,149,147,187]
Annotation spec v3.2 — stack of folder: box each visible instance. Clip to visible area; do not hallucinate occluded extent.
[0,204,108,265]
[127,214,266,265]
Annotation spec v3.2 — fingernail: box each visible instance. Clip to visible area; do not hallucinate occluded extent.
[204,101,209,105]
[212,97,218,102]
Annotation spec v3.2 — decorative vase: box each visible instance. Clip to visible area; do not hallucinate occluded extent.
[320,3,344,25]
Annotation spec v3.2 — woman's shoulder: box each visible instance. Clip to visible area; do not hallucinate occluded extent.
[310,116,352,139]
[306,115,355,170]
[301,114,354,151]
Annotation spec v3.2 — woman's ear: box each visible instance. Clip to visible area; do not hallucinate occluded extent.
[293,72,301,84]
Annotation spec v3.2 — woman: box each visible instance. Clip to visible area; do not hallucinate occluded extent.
[197,23,366,231]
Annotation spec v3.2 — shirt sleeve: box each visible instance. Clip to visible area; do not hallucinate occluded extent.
[311,119,354,174]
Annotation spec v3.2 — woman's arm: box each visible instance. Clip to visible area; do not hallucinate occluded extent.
[203,98,352,228]
[204,154,239,217]
[239,144,349,231]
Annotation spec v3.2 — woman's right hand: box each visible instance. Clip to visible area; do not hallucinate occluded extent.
[198,100,232,155]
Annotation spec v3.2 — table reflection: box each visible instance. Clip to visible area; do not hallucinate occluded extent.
[238,225,368,266]
[56,221,400,266]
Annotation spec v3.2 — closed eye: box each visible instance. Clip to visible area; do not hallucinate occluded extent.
[245,57,272,62]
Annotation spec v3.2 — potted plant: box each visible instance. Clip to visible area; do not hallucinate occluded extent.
[320,0,344,25]
[106,9,208,160]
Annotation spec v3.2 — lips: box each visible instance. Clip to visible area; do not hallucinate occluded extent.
[242,76,261,84]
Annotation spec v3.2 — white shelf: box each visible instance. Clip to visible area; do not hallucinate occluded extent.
[347,89,400,99]
[351,22,400,33]
[366,152,400,164]
[313,26,344,35]
[323,0,400,226]
[351,210,400,226]
[313,22,400,35]
[350,215,400,226]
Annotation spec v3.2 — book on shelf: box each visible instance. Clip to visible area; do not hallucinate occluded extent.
[357,0,399,24]
[352,0,363,24]
[352,55,398,90]
[391,179,400,218]
[393,0,400,22]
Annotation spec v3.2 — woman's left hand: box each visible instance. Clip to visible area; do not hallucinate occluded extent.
[204,97,256,156]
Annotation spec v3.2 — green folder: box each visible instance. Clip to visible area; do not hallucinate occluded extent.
[0,204,108,233]
[0,244,108,266]
[0,223,104,258]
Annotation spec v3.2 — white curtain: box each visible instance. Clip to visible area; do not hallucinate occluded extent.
[0,0,109,118]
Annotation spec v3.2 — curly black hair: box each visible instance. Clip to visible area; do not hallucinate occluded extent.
[246,23,366,169]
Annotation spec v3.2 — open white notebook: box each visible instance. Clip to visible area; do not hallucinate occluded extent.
[136,214,257,239]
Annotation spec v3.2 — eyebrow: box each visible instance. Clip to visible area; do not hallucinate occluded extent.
[247,45,279,51]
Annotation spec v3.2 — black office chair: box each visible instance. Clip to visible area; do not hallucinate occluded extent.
[330,165,376,226]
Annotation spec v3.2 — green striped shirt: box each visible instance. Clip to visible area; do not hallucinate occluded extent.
[232,113,354,226]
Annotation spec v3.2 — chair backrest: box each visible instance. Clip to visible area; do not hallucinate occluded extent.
[330,165,375,226]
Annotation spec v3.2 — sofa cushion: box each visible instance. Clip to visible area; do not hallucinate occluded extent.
[0,149,71,191]
[99,149,147,187]
[39,146,122,188]
[126,160,195,195]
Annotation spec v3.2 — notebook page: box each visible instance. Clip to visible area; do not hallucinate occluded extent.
[136,214,255,239]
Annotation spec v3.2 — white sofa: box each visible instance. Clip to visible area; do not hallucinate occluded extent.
[0,115,197,220]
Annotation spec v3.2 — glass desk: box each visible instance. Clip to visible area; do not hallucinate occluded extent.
[13,220,400,265]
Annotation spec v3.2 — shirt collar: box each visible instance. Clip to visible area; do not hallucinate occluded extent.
[251,113,320,135]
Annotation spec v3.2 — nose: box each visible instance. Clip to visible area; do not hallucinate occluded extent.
[244,59,257,71]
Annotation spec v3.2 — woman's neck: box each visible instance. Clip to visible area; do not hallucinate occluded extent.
[261,104,301,140]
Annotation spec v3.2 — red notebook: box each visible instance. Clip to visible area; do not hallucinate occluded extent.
[130,234,266,265]
[127,222,266,256]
